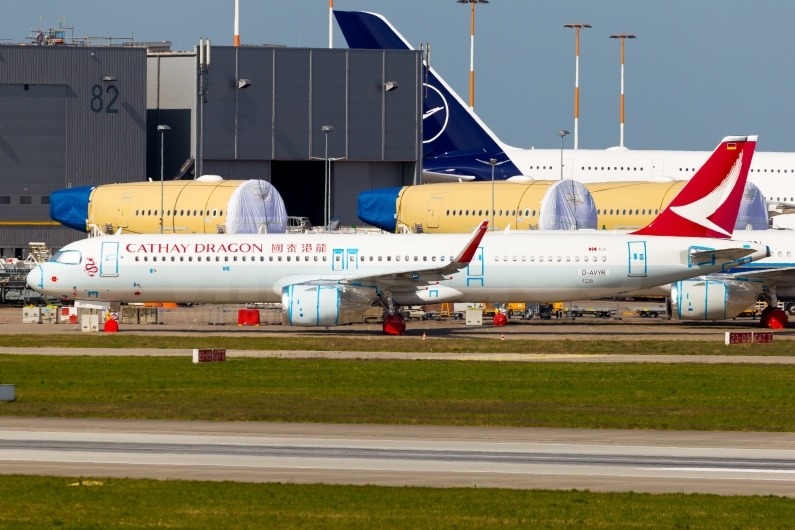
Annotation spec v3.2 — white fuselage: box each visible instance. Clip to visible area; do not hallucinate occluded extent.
[504,147,795,203]
[29,232,768,306]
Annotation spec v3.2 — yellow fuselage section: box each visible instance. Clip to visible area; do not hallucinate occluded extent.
[88,180,243,234]
[396,181,686,233]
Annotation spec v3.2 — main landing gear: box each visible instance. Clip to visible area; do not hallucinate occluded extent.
[760,287,788,329]
[377,292,406,335]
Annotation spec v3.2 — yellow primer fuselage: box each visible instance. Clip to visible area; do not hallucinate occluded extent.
[88,180,242,234]
[395,180,686,233]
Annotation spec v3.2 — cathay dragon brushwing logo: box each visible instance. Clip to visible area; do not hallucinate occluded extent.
[670,151,743,237]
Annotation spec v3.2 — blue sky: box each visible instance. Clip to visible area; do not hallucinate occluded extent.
[3,1,794,152]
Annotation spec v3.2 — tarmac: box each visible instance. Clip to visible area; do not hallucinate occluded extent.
[1,417,794,496]
[0,303,792,342]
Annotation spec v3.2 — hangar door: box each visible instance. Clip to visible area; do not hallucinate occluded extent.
[0,85,66,222]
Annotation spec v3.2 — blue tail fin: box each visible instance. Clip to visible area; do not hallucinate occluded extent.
[335,10,510,163]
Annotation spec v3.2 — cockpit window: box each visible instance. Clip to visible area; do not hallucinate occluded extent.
[49,250,82,265]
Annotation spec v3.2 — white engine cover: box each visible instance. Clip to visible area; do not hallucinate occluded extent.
[282,284,341,326]
[670,278,760,321]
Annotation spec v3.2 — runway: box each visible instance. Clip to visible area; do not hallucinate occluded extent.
[0,347,793,363]
[2,418,795,495]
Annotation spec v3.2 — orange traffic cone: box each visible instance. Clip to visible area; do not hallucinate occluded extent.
[501,333,505,340]
[423,332,426,340]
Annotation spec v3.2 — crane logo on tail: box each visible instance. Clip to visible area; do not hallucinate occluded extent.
[422,84,449,144]
[669,152,743,237]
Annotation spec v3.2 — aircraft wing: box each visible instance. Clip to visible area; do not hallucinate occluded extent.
[729,267,795,287]
[422,170,477,183]
[343,220,489,287]
[270,221,489,294]
[689,248,757,265]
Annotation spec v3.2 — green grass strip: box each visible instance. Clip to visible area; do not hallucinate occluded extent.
[0,334,792,355]
[3,356,795,431]
[0,475,793,529]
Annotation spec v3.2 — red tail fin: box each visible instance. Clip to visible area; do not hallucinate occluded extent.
[632,136,757,238]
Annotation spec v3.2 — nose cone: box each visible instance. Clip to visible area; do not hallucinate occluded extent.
[27,266,43,292]
[50,186,95,232]
[357,186,402,232]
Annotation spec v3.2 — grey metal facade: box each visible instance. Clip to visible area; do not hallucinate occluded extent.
[0,45,147,250]
[191,46,422,225]
[198,47,422,167]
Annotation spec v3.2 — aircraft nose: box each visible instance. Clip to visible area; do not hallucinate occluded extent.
[27,266,43,292]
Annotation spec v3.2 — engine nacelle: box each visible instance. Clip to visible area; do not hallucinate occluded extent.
[282,283,376,327]
[670,277,761,321]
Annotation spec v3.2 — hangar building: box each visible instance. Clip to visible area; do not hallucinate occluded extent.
[148,45,422,227]
[0,44,147,256]
[0,41,422,255]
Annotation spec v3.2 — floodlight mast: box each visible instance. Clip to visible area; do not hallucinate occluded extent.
[564,23,591,149]
[477,157,509,231]
[610,34,636,148]
[329,0,334,48]
[234,0,240,47]
[557,130,570,180]
[457,0,489,110]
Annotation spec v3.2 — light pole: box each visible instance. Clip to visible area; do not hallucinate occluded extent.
[322,126,334,229]
[564,23,591,149]
[457,0,489,110]
[329,0,334,48]
[477,157,509,231]
[157,124,171,234]
[557,130,569,180]
[610,34,636,148]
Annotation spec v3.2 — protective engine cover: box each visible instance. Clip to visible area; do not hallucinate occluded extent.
[670,277,760,321]
[282,283,377,327]
[282,284,341,326]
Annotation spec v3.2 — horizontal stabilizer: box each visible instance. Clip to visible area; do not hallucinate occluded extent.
[690,247,756,265]
[422,170,476,183]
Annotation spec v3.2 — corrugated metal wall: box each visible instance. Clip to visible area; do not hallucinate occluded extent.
[0,45,147,249]
[197,47,421,165]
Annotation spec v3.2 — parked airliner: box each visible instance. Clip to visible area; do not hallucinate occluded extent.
[27,136,768,332]
[334,11,795,207]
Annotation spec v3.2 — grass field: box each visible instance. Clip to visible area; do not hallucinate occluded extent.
[2,355,795,430]
[0,475,792,529]
[0,333,792,355]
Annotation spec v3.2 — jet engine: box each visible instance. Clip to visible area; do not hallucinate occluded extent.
[281,283,377,327]
[669,276,761,321]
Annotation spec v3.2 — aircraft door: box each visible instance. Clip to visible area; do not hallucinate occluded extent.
[332,249,344,271]
[100,241,119,277]
[346,249,359,270]
[563,158,573,180]
[116,197,132,228]
[627,241,647,277]
[652,160,664,180]
[426,197,443,228]
[467,247,484,276]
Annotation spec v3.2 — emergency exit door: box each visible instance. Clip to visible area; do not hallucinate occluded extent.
[100,241,119,277]
[426,197,443,228]
[627,241,647,277]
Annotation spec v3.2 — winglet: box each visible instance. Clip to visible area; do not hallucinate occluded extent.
[631,135,757,238]
[453,220,488,265]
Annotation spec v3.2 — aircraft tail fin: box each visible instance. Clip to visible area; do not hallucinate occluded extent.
[632,136,757,238]
[334,10,511,162]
